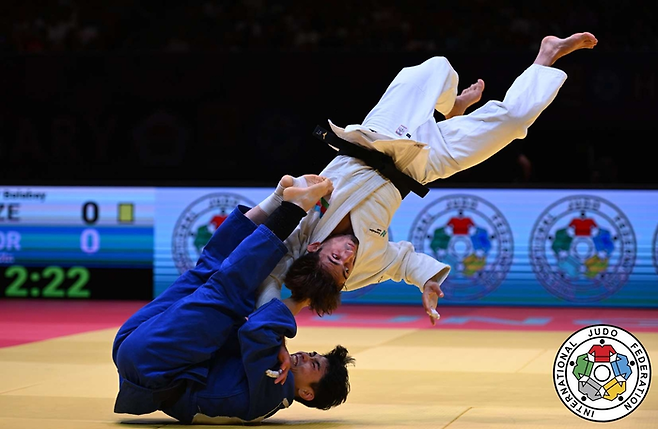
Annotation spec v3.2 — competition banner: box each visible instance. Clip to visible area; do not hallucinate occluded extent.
[0,187,154,299]
[154,187,269,297]
[156,187,658,308]
[3,185,657,307]
[380,189,657,307]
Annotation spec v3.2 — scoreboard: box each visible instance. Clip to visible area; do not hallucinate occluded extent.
[0,187,154,299]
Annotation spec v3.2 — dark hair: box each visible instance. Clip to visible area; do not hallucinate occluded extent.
[284,251,341,316]
[296,345,354,410]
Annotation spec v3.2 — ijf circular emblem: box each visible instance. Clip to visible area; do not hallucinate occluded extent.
[409,194,513,301]
[172,193,255,274]
[553,324,651,422]
[529,195,636,302]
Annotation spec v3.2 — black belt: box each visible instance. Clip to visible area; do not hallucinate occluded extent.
[312,126,429,199]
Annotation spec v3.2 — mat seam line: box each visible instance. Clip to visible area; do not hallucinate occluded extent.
[442,406,473,428]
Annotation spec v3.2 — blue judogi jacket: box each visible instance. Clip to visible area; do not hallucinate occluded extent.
[112,206,297,424]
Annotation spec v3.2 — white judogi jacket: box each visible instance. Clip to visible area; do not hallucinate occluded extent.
[256,57,567,306]
[259,154,450,303]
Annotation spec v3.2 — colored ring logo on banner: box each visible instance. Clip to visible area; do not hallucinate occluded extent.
[171,193,255,274]
[529,195,637,302]
[409,194,513,301]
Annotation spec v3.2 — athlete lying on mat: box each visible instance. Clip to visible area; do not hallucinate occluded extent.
[254,32,598,324]
[112,176,354,424]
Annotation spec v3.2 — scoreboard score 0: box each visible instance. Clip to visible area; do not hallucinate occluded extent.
[0,188,154,300]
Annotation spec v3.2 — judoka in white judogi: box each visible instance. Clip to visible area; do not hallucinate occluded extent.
[255,33,598,322]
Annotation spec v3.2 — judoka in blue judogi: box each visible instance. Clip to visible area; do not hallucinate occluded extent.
[112,177,353,424]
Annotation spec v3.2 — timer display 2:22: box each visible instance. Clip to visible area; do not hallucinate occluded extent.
[3,265,90,298]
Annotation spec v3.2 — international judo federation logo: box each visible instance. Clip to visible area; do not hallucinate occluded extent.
[529,195,636,302]
[553,325,651,422]
[172,193,255,274]
[409,195,513,301]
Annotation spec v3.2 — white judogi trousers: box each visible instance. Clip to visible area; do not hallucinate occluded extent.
[330,57,568,184]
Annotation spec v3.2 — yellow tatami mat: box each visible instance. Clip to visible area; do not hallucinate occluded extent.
[0,326,656,428]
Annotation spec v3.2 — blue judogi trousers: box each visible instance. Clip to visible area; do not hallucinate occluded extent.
[112,206,296,423]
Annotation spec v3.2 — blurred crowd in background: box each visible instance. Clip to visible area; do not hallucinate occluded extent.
[5,1,656,54]
[1,1,656,186]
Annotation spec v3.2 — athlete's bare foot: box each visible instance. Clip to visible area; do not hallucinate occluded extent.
[279,175,294,189]
[283,178,334,212]
[278,174,327,190]
[301,174,329,186]
[445,79,485,119]
[534,32,598,67]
